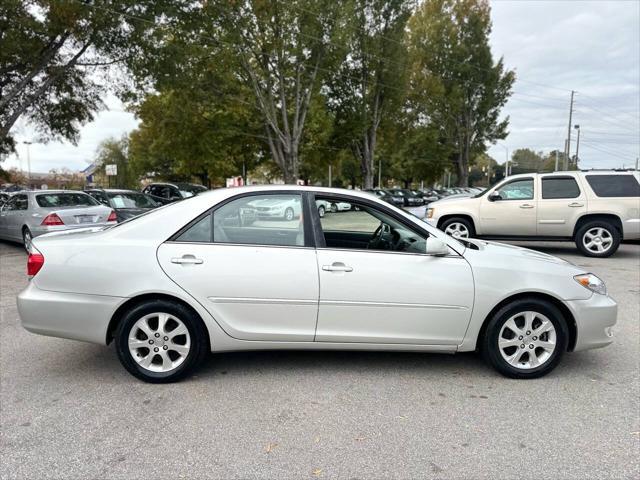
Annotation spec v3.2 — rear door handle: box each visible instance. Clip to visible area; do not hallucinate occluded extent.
[519,204,534,209]
[568,202,584,207]
[171,255,203,265]
[322,262,353,272]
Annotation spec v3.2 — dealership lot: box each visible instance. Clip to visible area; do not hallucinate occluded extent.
[1,239,638,479]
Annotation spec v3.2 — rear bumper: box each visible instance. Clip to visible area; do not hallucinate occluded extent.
[17,282,123,345]
[566,294,617,351]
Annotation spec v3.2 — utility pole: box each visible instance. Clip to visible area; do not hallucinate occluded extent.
[565,90,575,170]
[328,164,332,187]
[574,124,580,169]
[378,158,382,188]
[554,150,559,172]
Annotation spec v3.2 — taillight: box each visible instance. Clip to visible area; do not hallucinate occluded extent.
[107,210,117,222]
[27,252,45,277]
[41,213,64,226]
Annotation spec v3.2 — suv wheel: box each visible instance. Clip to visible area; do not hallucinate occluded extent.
[115,300,209,383]
[441,217,475,239]
[575,221,620,257]
[482,298,568,379]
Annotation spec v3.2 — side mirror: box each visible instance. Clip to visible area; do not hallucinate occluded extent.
[426,237,450,256]
[488,191,502,202]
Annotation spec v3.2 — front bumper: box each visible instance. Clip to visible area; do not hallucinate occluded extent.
[566,293,617,351]
[17,282,123,345]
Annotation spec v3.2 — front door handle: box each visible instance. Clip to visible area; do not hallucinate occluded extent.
[519,204,534,209]
[171,255,203,265]
[322,262,353,273]
[568,202,584,207]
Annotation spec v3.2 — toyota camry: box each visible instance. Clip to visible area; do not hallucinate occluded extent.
[17,186,616,383]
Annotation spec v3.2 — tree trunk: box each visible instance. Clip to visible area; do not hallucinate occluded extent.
[455,151,469,187]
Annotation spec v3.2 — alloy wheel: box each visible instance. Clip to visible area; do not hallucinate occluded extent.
[444,222,469,239]
[498,311,557,369]
[284,208,294,221]
[23,229,32,252]
[128,312,191,373]
[582,227,613,254]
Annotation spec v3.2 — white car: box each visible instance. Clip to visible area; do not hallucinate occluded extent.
[316,199,352,216]
[18,186,616,383]
[246,196,301,221]
[426,171,640,257]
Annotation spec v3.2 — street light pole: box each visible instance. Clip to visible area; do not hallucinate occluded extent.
[23,141,32,187]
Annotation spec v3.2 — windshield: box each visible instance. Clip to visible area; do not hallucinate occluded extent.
[177,184,207,197]
[108,192,159,208]
[36,192,99,208]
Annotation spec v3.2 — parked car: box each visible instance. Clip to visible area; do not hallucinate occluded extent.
[142,182,207,204]
[316,199,352,216]
[425,170,640,257]
[246,195,301,221]
[19,186,615,382]
[412,189,440,204]
[86,189,161,222]
[364,189,404,207]
[0,190,116,249]
[388,188,425,206]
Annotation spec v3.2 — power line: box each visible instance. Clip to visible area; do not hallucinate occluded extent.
[577,92,640,123]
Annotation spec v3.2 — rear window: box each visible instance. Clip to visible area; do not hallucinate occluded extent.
[586,175,640,197]
[108,192,159,209]
[541,177,581,199]
[36,193,99,208]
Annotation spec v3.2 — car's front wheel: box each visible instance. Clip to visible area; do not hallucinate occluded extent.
[284,207,294,221]
[441,217,475,239]
[318,205,325,218]
[482,298,568,379]
[115,300,209,383]
[575,221,620,257]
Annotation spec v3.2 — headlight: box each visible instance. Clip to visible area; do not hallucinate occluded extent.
[574,273,607,295]
[426,208,434,219]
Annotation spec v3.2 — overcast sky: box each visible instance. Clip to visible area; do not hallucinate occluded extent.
[4,0,640,175]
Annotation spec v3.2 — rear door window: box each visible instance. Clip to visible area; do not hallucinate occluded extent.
[541,177,581,199]
[586,175,640,197]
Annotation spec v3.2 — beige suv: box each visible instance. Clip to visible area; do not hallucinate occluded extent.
[425,170,640,257]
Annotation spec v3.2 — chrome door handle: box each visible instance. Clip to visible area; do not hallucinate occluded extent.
[519,204,534,209]
[568,202,584,207]
[171,255,203,265]
[322,262,353,272]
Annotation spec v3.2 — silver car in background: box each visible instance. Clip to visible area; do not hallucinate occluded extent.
[0,190,116,248]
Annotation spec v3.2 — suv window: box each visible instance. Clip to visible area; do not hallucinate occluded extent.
[496,179,534,200]
[586,174,640,197]
[176,194,305,247]
[541,177,581,199]
[316,197,427,253]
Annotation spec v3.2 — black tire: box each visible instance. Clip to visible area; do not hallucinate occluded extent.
[440,217,475,238]
[330,203,338,213]
[575,220,621,258]
[115,299,209,383]
[318,205,325,218]
[22,227,32,252]
[482,298,569,379]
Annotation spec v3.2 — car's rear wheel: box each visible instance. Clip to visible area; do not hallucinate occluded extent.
[441,217,475,239]
[22,227,32,252]
[482,298,568,379]
[115,300,209,383]
[575,221,620,257]
[318,205,325,218]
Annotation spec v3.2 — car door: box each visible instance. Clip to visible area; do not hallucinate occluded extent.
[479,177,537,236]
[157,192,319,342]
[537,175,586,237]
[0,194,28,241]
[312,194,474,345]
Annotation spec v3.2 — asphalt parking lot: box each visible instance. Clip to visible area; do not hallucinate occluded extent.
[1,239,639,479]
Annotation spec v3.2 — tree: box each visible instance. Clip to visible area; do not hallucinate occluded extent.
[510,148,545,173]
[94,135,138,189]
[406,0,515,186]
[0,1,168,156]
[325,0,414,188]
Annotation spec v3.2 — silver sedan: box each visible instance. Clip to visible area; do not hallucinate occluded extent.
[0,190,116,248]
[17,186,616,383]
